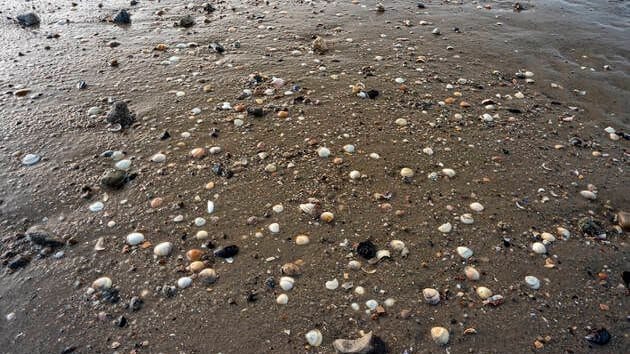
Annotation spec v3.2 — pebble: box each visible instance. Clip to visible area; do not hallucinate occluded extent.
[476,286,493,299]
[579,190,597,200]
[194,217,206,227]
[87,106,102,116]
[190,148,207,159]
[464,266,480,280]
[525,275,541,289]
[92,277,112,290]
[531,242,546,254]
[305,329,323,347]
[347,260,361,270]
[343,144,355,153]
[423,288,440,305]
[423,147,434,155]
[354,286,366,295]
[126,232,145,245]
[325,278,339,290]
[150,197,163,208]
[154,242,173,256]
[430,327,449,345]
[438,222,452,233]
[395,118,408,126]
[469,202,485,212]
[400,167,414,178]
[151,153,166,163]
[88,202,104,212]
[207,201,215,214]
[21,154,41,166]
[279,276,295,291]
[295,234,310,245]
[195,230,208,240]
[177,277,193,289]
[115,159,132,171]
[199,268,218,284]
[349,170,361,180]
[457,246,473,259]
[317,147,331,157]
[268,223,280,233]
[276,294,288,305]
[365,299,378,310]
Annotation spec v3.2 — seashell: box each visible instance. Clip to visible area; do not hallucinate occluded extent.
[317,147,331,158]
[422,147,434,155]
[305,329,323,347]
[189,261,205,272]
[151,153,166,163]
[531,242,546,254]
[556,227,570,239]
[268,223,280,233]
[186,249,203,261]
[347,260,361,270]
[354,286,365,295]
[295,234,310,245]
[150,197,163,208]
[194,217,206,227]
[349,170,361,180]
[460,213,474,224]
[195,230,208,240]
[430,327,449,345]
[422,288,440,305]
[279,276,295,291]
[482,294,504,307]
[190,147,207,159]
[198,268,217,284]
[177,277,192,289]
[476,286,493,299]
[94,237,106,251]
[325,278,339,290]
[115,159,131,171]
[299,203,317,216]
[469,202,484,212]
[442,168,456,178]
[525,275,540,289]
[272,204,284,213]
[92,277,112,290]
[464,266,480,280]
[395,118,407,126]
[457,246,473,259]
[89,202,104,212]
[126,232,145,246]
[213,245,239,258]
[276,294,288,305]
[579,190,597,200]
[400,167,414,178]
[365,299,378,310]
[153,242,173,256]
[281,262,301,276]
[438,222,452,233]
[389,240,405,251]
[207,200,215,214]
[541,232,555,243]
[343,144,355,153]
[22,153,41,166]
[384,298,396,307]
[332,332,374,354]
[320,211,335,223]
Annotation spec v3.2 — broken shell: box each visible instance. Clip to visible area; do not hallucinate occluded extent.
[299,203,318,216]
[320,211,335,223]
[389,240,405,251]
[325,278,339,290]
[332,332,373,354]
[186,249,203,261]
[198,268,217,284]
[279,276,295,291]
[531,242,546,254]
[457,246,473,259]
[92,277,112,290]
[525,275,541,289]
[460,213,474,224]
[94,237,106,251]
[430,327,449,345]
[579,190,597,200]
[295,234,310,245]
[276,294,288,305]
[400,167,414,178]
[469,202,485,212]
[464,266,480,280]
[126,232,145,246]
[422,288,441,305]
[189,261,206,272]
[281,262,301,276]
[438,222,452,233]
[368,249,391,264]
[153,242,173,256]
[305,329,323,347]
[476,286,493,299]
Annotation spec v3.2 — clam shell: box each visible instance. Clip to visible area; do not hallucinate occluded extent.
[189,261,206,272]
[368,249,391,265]
[531,242,546,254]
[126,232,145,246]
[295,234,310,245]
[579,190,597,200]
[186,249,203,261]
[476,286,493,299]
[177,277,192,289]
[442,168,456,177]
[151,153,166,163]
[541,232,555,243]
[268,223,280,233]
[207,200,215,214]
[430,327,449,345]
[190,147,207,159]
[525,275,541,289]
[92,276,112,290]
[325,278,339,290]
[464,266,480,280]
[423,288,440,305]
[153,242,173,256]
[438,222,452,233]
[198,268,217,284]
[279,276,295,291]
[460,213,474,224]
[469,202,484,212]
[400,167,414,178]
[305,329,323,347]
[347,260,361,270]
[276,294,288,305]
[299,203,317,216]
[332,332,373,354]
[320,211,335,223]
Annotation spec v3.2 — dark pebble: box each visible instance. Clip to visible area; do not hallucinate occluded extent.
[247,107,264,117]
[113,9,131,25]
[106,101,135,128]
[585,328,611,345]
[366,89,379,99]
[357,240,377,259]
[214,245,239,258]
[17,12,40,27]
[100,169,128,189]
[8,256,30,270]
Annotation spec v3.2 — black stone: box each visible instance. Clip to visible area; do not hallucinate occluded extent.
[214,245,239,258]
[106,101,135,128]
[178,15,195,28]
[622,271,630,288]
[209,42,224,54]
[100,169,128,189]
[8,256,30,270]
[366,89,379,99]
[115,315,127,327]
[160,130,171,140]
[113,10,131,25]
[357,240,377,259]
[17,12,40,27]
[26,226,64,248]
[585,328,611,345]
[578,217,605,237]
[203,3,216,13]
[211,163,224,176]
[247,107,264,117]
[417,3,426,9]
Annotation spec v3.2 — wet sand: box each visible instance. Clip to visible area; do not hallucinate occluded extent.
[1,1,629,353]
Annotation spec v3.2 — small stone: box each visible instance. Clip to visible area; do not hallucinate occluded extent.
[476,286,493,299]
[177,277,192,289]
[89,202,104,212]
[460,213,474,224]
[525,275,541,290]
[92,277,112,290]
[469,202,484,212]
[317,147,331,158]
[186,249,203,261]
[268,223,280,233]
[276,294,288,305]
[16,12,40,27]
[87,106,102,116]
[21,154,41,166]
[151,153,166,163]
[464,266,480,280]
[195,230,209,240]
[305,329,323,347]
[101,169,127,189]
[400,167,414,178]
[194,217,206,227]
[442,168,456,178]
[295,235,310,245]
[531,242,546,254]
[438,222,452,233]
[279,276,295,291]
[126,232,144,245]
[349,170,361,180]
[114,159,131,170]
[618,211,630,231]
[580,190,597,200]
[106,101,134,127]
[457,246,473,259]
[213,245,239,258]
[153,242,173,256]
[422,288,440,305]
[395,118,407,126]
[113,9,131,25]
[430,327,449,345]
[343,144,355,153]
[150,197,163,208]
[432,27,441,35]
[207,200,215,214]
[190,148,207,159]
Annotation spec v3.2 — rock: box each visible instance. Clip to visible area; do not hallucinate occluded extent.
[585,328,611,345]
[17,12,40,27]
[311,36,329,54]
[177,15,195,27]
[100,169,127,189]
[617,211,630,231]
[432,27,441,35]
[126,232,144,246]
[305,329,323,346]
[199,268,218,284]
[26,226,64,248]
[106,101,135,128]
[422,288,440,305]
[21,154,41,166]
[332,332,375,353]
[88,202,104,212]
[357,240,376,259]
[8,256,30,270]
[525,275,540,289]
[113,10,131,25]
[177,277,192,288]
[214,245,239,258]
[430,327,449,345]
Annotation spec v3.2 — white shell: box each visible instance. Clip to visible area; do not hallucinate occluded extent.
[154,242,173,256]
[207,201,215,214]
[92,276,112,290]
[469,202,484,212]
[343,144,355,153]
[276,294,288,305]
[126,232,145,246]
[525,275,541,289]
[442,168,456,177]
[460,213,474,224]
[422,147,434,155]
[272,204,284,213]
[430,327,449,345]
[400,167,414,178]
[114,159,132,171]
[541,232,555,243]
[457,246,473,259]
[21,154,41,166]
[389,240,406,251]
[199,268,218,284]
[422,288,440,305]
[365,299,378,310]
[464,266,480,280]
[268,223,280,233]
[279,276,295,291]
[325,278,339,290]
[89,202,104,212]
[438,222,452,233]
[476,286,493,299]
[354,286,365,295]
[305,329,323,347]
[531,242,546,254]
[299,203,316,215]
[177,277,193,288]
[395,118,407,126]
[347,260,361,270]
[349,170,361,180]
[151,153,166,163]
[295,235,310,245]
[579,190,597,200]
[195,230,209,240]
[194,217,206,227]
[317,147,331,158]
[384,298,396,307]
